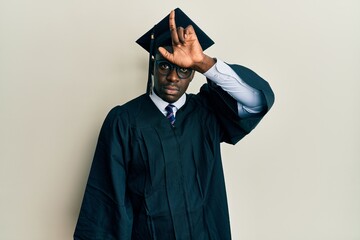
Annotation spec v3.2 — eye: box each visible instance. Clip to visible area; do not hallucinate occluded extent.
[179,68,189,73]
[159,62,170,70]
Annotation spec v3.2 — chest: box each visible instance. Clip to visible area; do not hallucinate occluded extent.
[126,108,222,196]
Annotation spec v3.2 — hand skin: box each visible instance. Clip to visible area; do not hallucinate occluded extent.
[158,10,216,74]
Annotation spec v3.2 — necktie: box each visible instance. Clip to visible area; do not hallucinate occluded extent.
[165,104,176,126]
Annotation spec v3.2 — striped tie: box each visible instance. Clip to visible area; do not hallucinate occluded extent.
[165,104,176,126]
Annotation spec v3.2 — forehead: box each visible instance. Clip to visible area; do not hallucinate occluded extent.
[154,53,166,61]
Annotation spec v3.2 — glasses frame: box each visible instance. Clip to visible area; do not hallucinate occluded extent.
[155,60,194,79]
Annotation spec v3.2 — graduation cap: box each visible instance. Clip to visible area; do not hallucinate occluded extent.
[136,8,215,94]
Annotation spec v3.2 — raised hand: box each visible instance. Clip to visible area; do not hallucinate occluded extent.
[158,10,215,73]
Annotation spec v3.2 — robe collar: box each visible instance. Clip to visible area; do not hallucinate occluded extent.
[149,91,186,116]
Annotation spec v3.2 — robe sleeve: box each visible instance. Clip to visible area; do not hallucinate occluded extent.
[200,63,275,144]
[74,106,133,240]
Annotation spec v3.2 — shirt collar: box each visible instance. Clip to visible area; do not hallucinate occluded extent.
[149,91,186,115]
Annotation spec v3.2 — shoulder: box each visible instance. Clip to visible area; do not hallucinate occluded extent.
[227,63,273,92]
[229,63,275,110]
[104,94,148,124]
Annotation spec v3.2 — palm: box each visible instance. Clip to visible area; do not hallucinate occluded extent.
[169,34,204,68]
[158,10,205,69]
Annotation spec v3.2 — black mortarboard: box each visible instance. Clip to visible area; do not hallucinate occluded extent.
[136,8,215,94]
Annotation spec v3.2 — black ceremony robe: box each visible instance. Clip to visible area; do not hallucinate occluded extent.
[74,64,275,240]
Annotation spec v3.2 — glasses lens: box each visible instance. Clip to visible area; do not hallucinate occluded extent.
[157,61,171,75]
[177,67,192,79]
[156,60,192,79]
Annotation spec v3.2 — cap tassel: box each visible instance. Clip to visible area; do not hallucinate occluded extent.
[146,31,155,94]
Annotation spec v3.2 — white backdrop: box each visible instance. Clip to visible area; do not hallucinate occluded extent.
[1,0,359,239]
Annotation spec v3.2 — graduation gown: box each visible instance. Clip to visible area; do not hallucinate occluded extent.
[74,64,275,240]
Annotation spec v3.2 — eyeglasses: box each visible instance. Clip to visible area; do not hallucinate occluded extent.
[155,60,193,79]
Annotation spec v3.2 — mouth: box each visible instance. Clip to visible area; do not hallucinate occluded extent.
[163,85,179,95]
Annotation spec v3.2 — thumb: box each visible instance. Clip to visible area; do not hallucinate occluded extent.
[158,47,174,62]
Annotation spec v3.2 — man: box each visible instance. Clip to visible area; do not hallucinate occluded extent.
[74,8,274,240]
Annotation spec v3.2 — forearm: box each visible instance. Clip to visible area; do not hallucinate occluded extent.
[203,59,265,116]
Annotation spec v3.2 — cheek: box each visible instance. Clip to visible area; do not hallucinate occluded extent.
[181,80,192,90]
[154,72,165,84]
[153,73,161,87]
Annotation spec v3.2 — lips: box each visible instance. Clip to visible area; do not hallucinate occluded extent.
[163,85,179,94]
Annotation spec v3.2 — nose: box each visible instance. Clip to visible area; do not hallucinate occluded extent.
[166,69,179,82]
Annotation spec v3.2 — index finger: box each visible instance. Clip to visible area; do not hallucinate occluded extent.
[169,10,180,45]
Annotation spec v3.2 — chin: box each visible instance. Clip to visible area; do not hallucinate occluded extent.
[165,98,177,103]
[164,96,179,103]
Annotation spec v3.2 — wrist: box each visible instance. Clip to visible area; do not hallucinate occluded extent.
[193,55,216,73]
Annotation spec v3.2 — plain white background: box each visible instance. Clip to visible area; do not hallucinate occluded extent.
[1,0,359,239]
